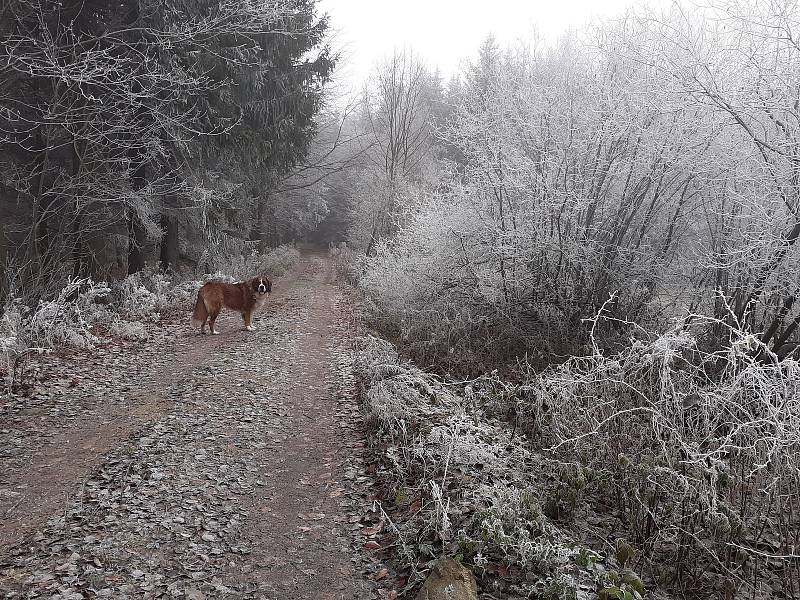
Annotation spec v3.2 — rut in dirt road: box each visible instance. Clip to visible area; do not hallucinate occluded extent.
[0,256,377,599]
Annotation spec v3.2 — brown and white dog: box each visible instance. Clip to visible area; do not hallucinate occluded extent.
[191,276,272,334]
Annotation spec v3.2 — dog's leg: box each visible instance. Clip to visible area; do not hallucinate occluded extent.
[209,308,221,335]
[244,311,255,331]
[192,292,209,334]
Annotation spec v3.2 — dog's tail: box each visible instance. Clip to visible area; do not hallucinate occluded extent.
[191,292,207,329]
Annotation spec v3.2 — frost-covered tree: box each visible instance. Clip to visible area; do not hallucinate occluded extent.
[354,49,439,254]
[360,1,800,362]
[0,0,333,297]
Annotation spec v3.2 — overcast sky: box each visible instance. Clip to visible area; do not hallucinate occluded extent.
[317,0,652,93]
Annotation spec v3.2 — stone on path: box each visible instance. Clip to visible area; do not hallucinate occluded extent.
[414,557,478,600]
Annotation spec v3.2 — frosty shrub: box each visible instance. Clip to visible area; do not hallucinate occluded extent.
[466,484,565,572]
[500,315,800,597]
[357,322,797,597]
[354,335,596,597]
[166,279,205,309]
[360,220,552,372]
[259,245,300,277]
[12,278,110,349]
[209,245,300,281]
[108,319,149,342]
[114,274,162,320]
[329,242,363,285]
[201,272,237,284]
[112,264,205,319]
[1,279,111,391]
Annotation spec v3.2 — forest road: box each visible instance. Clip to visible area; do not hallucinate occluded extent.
[0,254,376,599]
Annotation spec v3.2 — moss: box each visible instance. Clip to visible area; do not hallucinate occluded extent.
[543,575,578,600]
[393,485,411,507]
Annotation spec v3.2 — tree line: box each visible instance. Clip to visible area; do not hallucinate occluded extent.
[0,0,333,303]
[344,1,800,365]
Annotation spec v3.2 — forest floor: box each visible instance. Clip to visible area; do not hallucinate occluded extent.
[0,254,385,599]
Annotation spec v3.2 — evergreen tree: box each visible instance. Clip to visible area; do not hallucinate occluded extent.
[0,0,334,293]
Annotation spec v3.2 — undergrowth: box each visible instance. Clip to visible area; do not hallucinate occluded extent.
[354,335,630,599]
[355,317,800,599]
[1,246,299,394]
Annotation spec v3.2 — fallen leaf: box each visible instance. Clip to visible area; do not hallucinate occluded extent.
[185,588,206,600]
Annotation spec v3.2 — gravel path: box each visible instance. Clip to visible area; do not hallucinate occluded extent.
[0,255,377,599]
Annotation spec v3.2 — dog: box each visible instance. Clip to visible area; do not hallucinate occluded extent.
[191,276,272,334]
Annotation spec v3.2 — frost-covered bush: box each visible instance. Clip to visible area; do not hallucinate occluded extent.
[12,279,110,349]
[354,334,400,373]
[114,275,161,320]
[166,279,205,308]
[356,324,798,597]
[111,264,203,319]
[463,484,566,572]
[329,242,363,285]
[360,206,545,371]
[354,335,589,595]
[209,245,300,281]
[201,272,236,284]
[1,279,112,391]
[108,319,149,341]
[259,245,300,277]
[498,316,800,596]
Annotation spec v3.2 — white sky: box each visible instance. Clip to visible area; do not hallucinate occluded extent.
[317,0,651,93]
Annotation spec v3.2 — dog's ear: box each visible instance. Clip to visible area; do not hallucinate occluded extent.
[250,278,260,291]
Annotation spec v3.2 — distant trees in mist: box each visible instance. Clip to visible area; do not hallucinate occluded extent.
[346,0,800,362]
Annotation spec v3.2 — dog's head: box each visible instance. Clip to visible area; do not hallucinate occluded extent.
[251,276,272,296]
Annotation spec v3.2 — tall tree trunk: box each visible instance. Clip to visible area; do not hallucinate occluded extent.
[127,209,148,274]
[127,156,148,274]
[0,220,7,312]
[253,194,271,252]
[125,0,147,275]
[30,127,52,267]
[70,135,86,279]
[160,212,179,270]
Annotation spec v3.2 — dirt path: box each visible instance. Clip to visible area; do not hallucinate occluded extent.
[0,255,378,599]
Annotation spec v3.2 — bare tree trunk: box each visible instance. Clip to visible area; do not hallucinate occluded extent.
[70,134,87,279]
[126,147,148,274]
[127,205,148,274]
[0,220,7,311]
[125,0,148,275]
[253,195,271,252]
[159,211,179,270]
[30,127,52,267]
